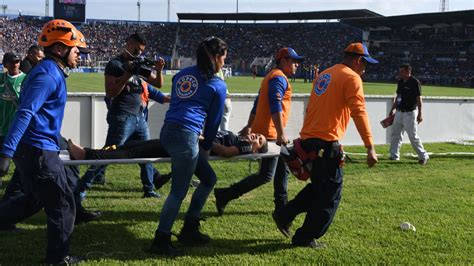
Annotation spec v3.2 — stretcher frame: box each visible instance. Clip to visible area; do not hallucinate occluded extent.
[61,142,281,166]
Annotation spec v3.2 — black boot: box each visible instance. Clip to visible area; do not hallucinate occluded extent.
[177,217,210,246]
[274,198,287,212]
[154,172,171,190]
[75,209,102,225]
[214,187,240,216]
[150,231,181,257]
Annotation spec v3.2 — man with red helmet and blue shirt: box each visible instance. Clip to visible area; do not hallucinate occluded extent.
[0,19,88,264]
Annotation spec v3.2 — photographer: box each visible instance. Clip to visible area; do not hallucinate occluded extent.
[77,32,169,199]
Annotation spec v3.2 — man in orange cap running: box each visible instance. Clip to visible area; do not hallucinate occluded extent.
[214,47,303,215]
[272,42,378,248]
[0,19,87,264]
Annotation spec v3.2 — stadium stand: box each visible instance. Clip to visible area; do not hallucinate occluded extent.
[342,10,474,87]
[0,10,472,87]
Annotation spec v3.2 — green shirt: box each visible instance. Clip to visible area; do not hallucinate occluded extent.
[0,72,27,136]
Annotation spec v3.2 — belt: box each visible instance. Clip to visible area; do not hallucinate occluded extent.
[399,109,415,112]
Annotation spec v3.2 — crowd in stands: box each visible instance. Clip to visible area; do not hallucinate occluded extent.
[1,16,472,87]
[367,25,474,87]
[174,22,362,73]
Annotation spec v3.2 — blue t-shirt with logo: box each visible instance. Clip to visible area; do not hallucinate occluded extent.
[165,65,227,150]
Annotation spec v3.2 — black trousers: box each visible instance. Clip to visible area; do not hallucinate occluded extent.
[277,138,343,243]
[0,143,76,262]
[85,139,168,160]
[1,137,86,215]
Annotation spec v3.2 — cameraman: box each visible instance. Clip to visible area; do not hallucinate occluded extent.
[78,33,169,199]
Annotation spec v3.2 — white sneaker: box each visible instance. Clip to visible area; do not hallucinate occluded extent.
[418,158,429,165]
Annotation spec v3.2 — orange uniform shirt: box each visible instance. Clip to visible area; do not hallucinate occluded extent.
[251,69,292,140]
[300,64,374,147]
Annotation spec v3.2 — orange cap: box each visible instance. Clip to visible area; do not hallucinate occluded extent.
[38,19,82,48]
[344,42,378,64]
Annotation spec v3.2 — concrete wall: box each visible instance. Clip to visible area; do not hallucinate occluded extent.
[63,93,474,148]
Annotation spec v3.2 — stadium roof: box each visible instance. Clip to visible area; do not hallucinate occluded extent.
[177,9,382,22]
[341,10,474,28]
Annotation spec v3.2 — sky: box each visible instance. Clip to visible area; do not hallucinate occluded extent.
[1,0,473,22]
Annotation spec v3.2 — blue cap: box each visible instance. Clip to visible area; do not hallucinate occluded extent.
[276,47,305,61]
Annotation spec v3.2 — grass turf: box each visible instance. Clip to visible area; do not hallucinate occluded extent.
[0,142,472,264]
[66,73,474,96]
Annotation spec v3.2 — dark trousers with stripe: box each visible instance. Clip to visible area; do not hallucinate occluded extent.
[0,143,75,262]
[277,138,343,243]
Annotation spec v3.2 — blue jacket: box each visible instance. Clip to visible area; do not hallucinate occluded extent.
[2,58,67,157]
[165,65,226,150]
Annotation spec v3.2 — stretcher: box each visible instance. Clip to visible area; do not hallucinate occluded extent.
[60,142,281,166]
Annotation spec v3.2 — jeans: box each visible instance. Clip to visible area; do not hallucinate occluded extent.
[156,122,217,234]
[0,143,76,262]
[78,113,155,193]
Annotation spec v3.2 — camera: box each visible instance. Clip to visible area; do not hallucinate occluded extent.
[125,56,156,78]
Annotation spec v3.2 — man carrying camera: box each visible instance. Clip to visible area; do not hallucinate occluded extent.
[78,32,169,199]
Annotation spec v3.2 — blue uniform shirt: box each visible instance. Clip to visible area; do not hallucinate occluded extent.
[165,65,227,150]
[2,58,67,157]
[250,76,288,115]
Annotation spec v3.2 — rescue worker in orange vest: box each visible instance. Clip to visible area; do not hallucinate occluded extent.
[214,47,304,215]
[272,42,378,248]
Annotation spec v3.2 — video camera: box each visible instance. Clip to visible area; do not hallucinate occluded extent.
[125,56,156,78]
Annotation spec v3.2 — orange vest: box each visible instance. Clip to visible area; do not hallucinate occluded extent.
[251,69,292,140]
[140,80,149,107]
[300,64,373,147]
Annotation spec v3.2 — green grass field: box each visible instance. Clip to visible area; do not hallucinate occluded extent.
[0,142,473,264]
[67,73,474,96]
[0,72,472,264]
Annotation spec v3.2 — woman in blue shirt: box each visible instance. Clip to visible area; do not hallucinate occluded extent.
[150,37,228,256]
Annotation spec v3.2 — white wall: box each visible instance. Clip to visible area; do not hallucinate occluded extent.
[63,93,474,148]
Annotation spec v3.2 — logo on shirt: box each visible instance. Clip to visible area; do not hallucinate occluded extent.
[314,73,331,96]
[176,75,199,98]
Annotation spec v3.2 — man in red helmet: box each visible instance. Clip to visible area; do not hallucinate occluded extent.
[0,19,86,264]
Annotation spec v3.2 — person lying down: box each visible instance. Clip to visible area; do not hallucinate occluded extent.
[67,130,268,161]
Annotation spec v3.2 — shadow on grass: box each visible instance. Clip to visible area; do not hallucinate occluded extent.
[11,208,271,231]
[0,222,291,264]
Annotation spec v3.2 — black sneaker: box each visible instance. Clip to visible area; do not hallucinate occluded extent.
[177,217,210,246]
[272,211,292,238]
[214,188,229,216]
[44,255,85,265]
[149,231,182,257]
[143,191,161,198]
[292,239,326,249]
[92,176,106,185]
[75,210,102,225]
[0,224,22,232]
[154,173,171,190]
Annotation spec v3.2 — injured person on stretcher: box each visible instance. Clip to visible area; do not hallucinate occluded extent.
[67,130,268,161]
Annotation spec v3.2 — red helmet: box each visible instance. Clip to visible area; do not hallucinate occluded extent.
[38,19,83,48]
